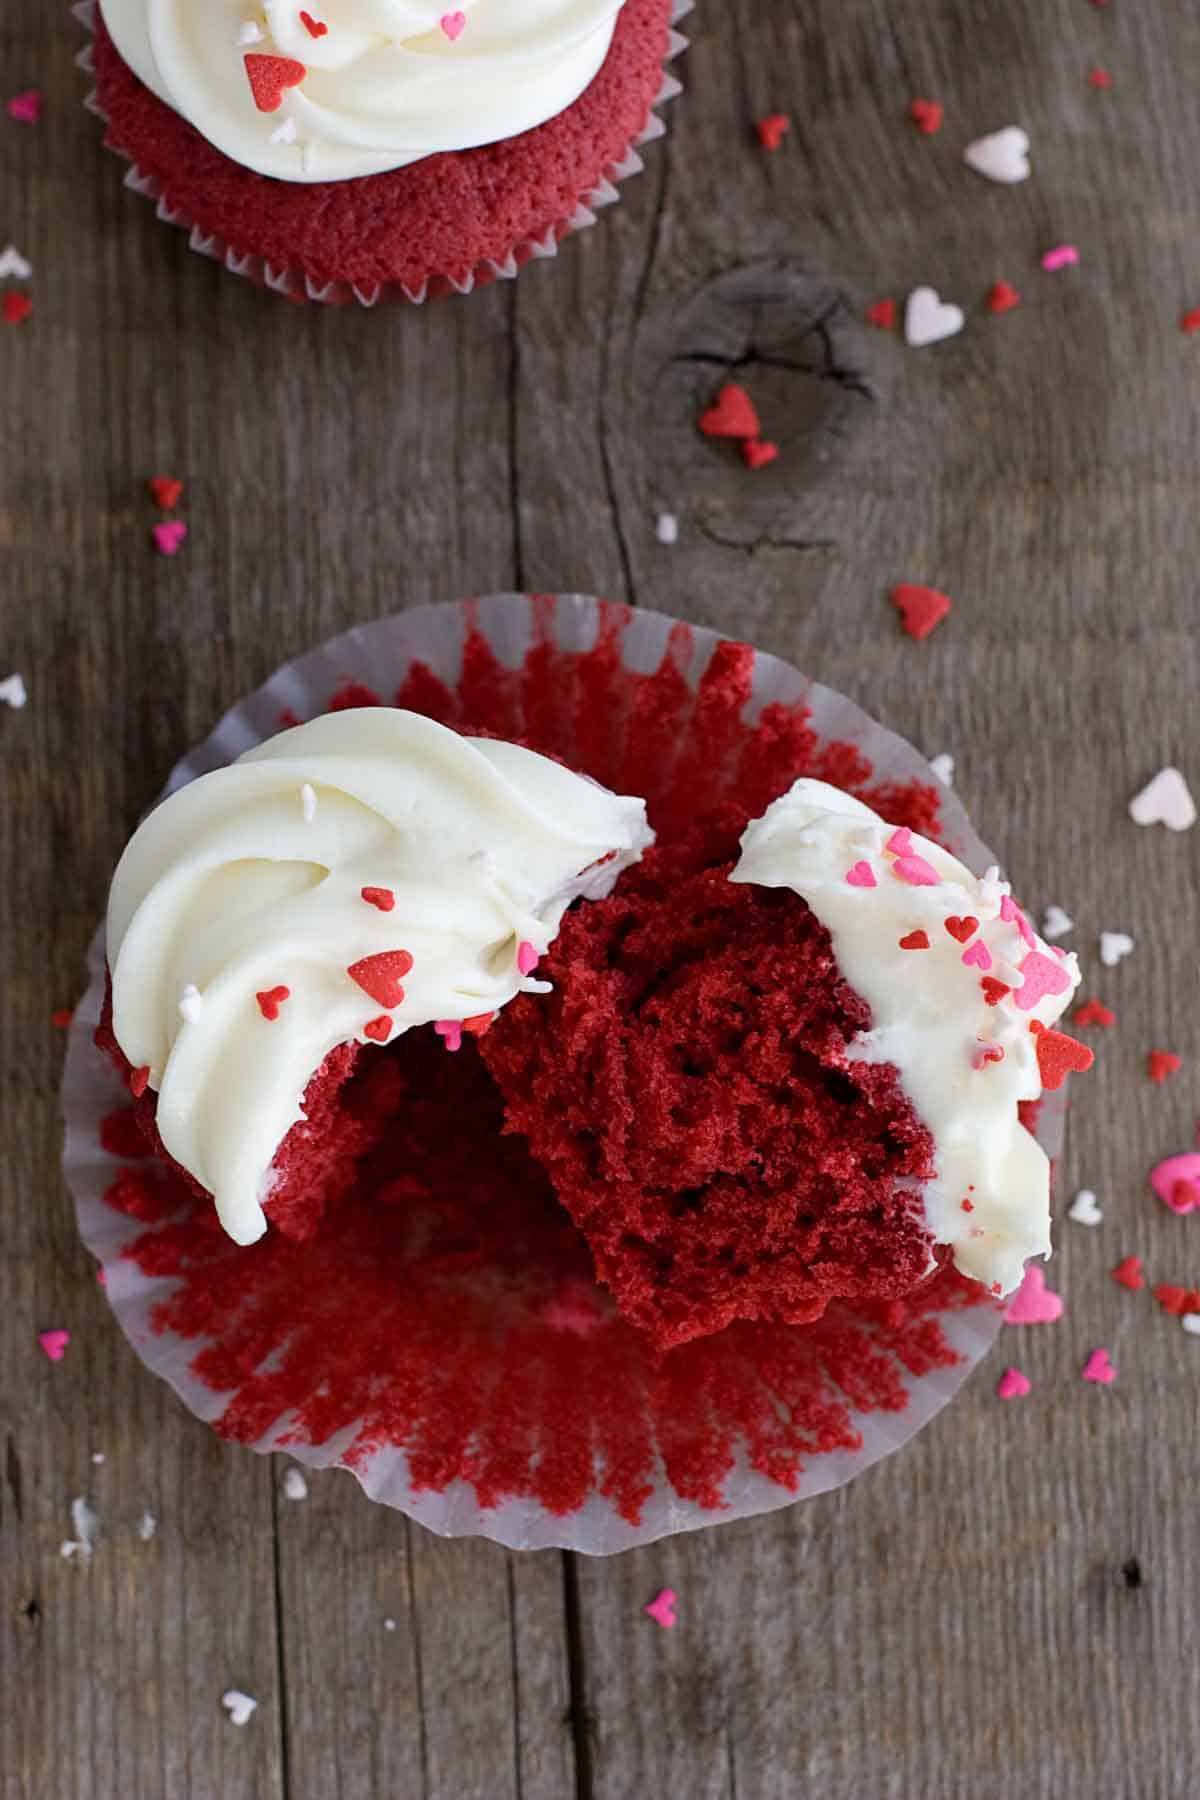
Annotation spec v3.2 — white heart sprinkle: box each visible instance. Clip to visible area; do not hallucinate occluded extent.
[1129,767,1196,831]
[904,287,965,348]
[656,512,679,546]
[0,673,28,708]
[1042,905,1074,941]
[384,1617,397,1631]
[963,126,1031,185]
[1099,931,1135,968]
[1182,1314,1200,1337]
[137,1510,157,1541]
[270,117,297,145]
[237,21,264,45]
[1068,1188,1103,1227]
[222,1690,258,1727]
[282,1466,308,1501]
[928,753,955,787]
[0,244,32,280]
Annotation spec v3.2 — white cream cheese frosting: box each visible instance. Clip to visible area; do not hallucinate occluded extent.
[99,0,627,182]
[732,779,1083,1297]
[107,708,652,1244]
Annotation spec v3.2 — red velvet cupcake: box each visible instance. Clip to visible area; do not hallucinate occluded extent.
[76,0,686,303]
[63,597,1081,1551]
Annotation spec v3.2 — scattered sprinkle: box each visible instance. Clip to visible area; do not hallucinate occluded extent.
[440,10,467,40]
[1181,309,1200,336]
[1111,1256,1144,1291]
[987,281,1021,315]
[51,1008,73,1028]
[655,512,679,546]
[244,53,307,115]
[1030,1023,1094,1089]
[891,583,953,640]
[644,1588,677,1630]
[845,860,877,889]
[908,97,943,136]
[237,21,265,46]
[1149,1154,1200,1215]
[384,1617,397,1631]
[1087,67,1114,89]
[981,977,1011,1006]
[0,673,28,708]
[1068,1188,1103,1226]
[885,828,913,857]
[92,1452,105,1465]
[129,1066,151,1098]
[1041,245,1080,272]
[256,986,290,1022]
[996,1367,1030,1399]
[904,287,964,348]
[899,930,930,950]
[299,10,328,37]
[964,126,1031,184]
[149,476,183,511]
[300,782,317,822]
[6,90,43,125]
[1004,1265,1064,1325]
[363,1015,393,1043]
[1042,905,1074,941]
[361,886,396,912]
[60,1496,99,1560]
[347,950,413,1008]
[1001,895,1037,948]
[0,244,32,279]
[1099,931,1134,967]
[435,1019,463,1052]
[892,853,941,887]
[866,298,897,330]
[137,1511,157,1540]
[152,522,187,557]
[1128,767,1196,830]
[698,383,759,441]
[1082,1348,1116,1385]
[1183,1315,1200,1337]
[944,915,979,944]
[270,117,298,146]
[1148,1050,1182,1084]
[1014,950,1072,1011]
[756,113,790,152]
[38,1329,70,1362]
[3,292,33,326]
[928,753,955,786]
[741,438,779,471]
[282,1466,308,1500]
[222,1691,258,1727]
[1155,1283,1200,1317]
[1074,999,1116,1028]
[517,941,539,976]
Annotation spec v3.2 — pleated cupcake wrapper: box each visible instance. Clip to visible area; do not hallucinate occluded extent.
[74,0,689,306]
[62,596,1069,1552]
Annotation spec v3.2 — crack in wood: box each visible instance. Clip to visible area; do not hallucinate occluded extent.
[561,1554,595,1800]
[5,1433,22,1524]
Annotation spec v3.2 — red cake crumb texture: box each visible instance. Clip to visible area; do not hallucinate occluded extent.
[89,0,674,296]
[94,600,996,1525]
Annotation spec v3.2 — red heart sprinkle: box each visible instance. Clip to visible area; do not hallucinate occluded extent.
[899,930,930,950]
[51,1008,74,1028]
[149,476,183,511]
[363,1015,393,1044]
[1087,67,1113,89]
[1111,1256,1144,1292]
[1073,998,1116,1027]
[698,383,760,441]
[1032,1026,1095,1091]
[256,985,290,1021]
[890,583,953,641]
[463,1012,495,1037]
[1181,308,1200,335]
[360,886,396,912]
[866,298,897,330]
[1154,1283,1189,1316]
[1149,1049,1182,1083]
[299,10,328,35]
[129,1065,150,1098]
[244,54,307,114]
[981,977,1011,1006]
[944,915,979,944]
[756,113,790,151]
[347,950,414,1008]
[741,438,780,471]
[987,281,1021,315]
[3,293,32,325]
[908,97,943,135]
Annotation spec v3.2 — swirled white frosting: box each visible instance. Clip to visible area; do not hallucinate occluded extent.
[732,780,1082,1297]
[107,709,652,1244]
[99,0,626,182]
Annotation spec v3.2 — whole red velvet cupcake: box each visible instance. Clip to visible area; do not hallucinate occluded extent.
[78,0,684,303]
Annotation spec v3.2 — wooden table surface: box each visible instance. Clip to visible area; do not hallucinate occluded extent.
[4,1,1200,1795]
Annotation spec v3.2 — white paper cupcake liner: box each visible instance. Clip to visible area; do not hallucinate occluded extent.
[62,595,1070,1552]
[74,1,689,306]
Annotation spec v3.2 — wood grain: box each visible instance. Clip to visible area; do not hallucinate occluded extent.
[4,0,1200,1793]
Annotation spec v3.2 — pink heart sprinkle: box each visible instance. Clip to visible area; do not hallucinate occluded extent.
[1082,1347,1115,1385]
[892,854,940,887]
[434,1019,463,1053]
[152,521,188,556]
[1000,895,1037,948]
[1014,949,1072,1011]
[996,1366,1031,1400]
[517,940,539,975]
[7,89,43,124]
[1042,244,1080,271]
[885,827,913,857]
[644,1588,677,1630]
[845,860,877,888]
[440,10,466,39]
[1004,1264,1063,1325]
[962,939,993,970]
[1149,1152,1200,1215]
[38,1328,70,1362]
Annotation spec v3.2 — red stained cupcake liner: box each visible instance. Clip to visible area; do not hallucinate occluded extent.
[73,0,689,306]
[62,596,1069,1551]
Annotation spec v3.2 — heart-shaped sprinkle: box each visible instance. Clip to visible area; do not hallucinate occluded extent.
[244,53,307,114]
[644,1588,677,1630]
[6,90,43,125]
[741,438,780,471]
[347,950,413,1008]
[756,113,790,151]
[149,476,183,511]
[463,1012,495,1036]
[1182,308,1200,335]
[981,977,1011,1006]
[899,930,930,950]
[1014,950,1072,1011]
[152,521,187,556]
[517,940,539,975]
[1000,895,1037,947]
[1149,1050,1182,1084]
[1129,767,1196,831]
[363,1015,392,1043]
[904,288,965,348]
[845,861,877,888]
[964,126,1031,184]
[256,985,290,1021]
[38,1328,70,1362]
[299,9,328,36]
[360,886,396,912]
[944,915,979,944]
[435,1019,463,1053]
[885,828,913,857]
[1099,930,1134,967]
[962,940,993,971]
[1082,1348,1116,1385]
[1068,1188,1103,1226]
[130,1065,151,1098]
[698,383,760,440]
[996,1366,1030,1399]
[440,10,467,39]
[1042,244,1080,271]
[1042,905,1073,940]
[909,97,943,136]
[222,1690,258,1727]
[1183,1314,1200,1336]
[866,298,897,330]
[1088,66,1114,89]
[973,1042,1005,1068]
[891,583,953,639]
[1074,999,1115,1028]
[0,244,31,280]
[3,293,32,325]
[1149,1152,1200,1214]
[892,853,940,887]
[987,281,1021,315]
[1111,1256,1144,1291]
[928,753,955,786]
[1030,1024,1094,1090]
[1155,1283,1200,1317]
[1004,1264,1063,1325]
